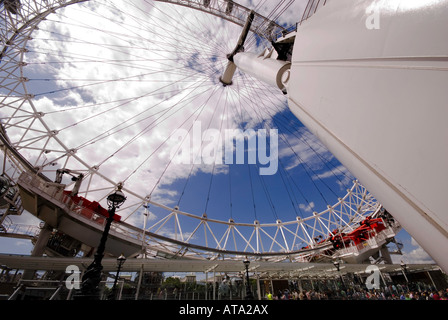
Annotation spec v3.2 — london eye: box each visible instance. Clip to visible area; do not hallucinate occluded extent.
[2,0,444,274]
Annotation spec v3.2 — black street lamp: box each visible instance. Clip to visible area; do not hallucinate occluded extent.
[243,259,254,300]
[75,184,126,300]
[108,253,126,300]
[333,260,346,291]
[333,259,340,271]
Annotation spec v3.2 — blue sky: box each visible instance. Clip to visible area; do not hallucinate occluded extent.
[0,0,437,266]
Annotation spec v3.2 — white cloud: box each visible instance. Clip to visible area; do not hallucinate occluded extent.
[4,0,291,223]
[392,237,436,264]
[279,127,334,170]
[299,201,314,212]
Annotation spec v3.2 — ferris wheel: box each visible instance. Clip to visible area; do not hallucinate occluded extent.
[0,0,395,262]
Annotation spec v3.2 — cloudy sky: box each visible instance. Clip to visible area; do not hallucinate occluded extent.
[0,0,435,265]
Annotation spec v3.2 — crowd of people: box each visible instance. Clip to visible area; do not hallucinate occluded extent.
[267,286,448,300]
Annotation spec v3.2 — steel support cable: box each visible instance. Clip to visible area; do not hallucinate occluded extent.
[30,65,193,97]
[29,76,206,83]
[218,79,252,219]
[144,0,234,56]
[276,156,303,218]
[228,75,297,222]
[29,37,223,77]
[234,79,304,221]
[225,89,234,220]
[120,78,220,187]
[176,85,221,208]
[146,2,268,76]
[260,97,353,191]
[238,71,342,202]
[1,0,384,260]
[223,77,280,223]
[42,84,192,119]
[69,63,215,147]
[271,115,353,190]
[41,5,226,79]
[229,82,281,222]
[101,0,237,79]
[133,0,231,55]
[270,0,296,24]
[260,106,351,192]
[245,0,281,47]
[14,2,312,219]
[25,57,204,68]
[28,55,217,90]
[64,1,228,62]
[203,88,227,215]
[226,79,303,223]
[250,85,353,188]
[247,161,258,221]
[14,62,213,175]
[221,82,250,223]
[277,126,332,205]
[25,47,188,73]
[109,0,234,67]
[94,75,215,171]
[64,80,213,154]
[245,0,294,48]
[144,84,219,207]
[256,166,280,221]
[232,72,324,212]
[28,49,220,80]
[66,80,213,150]
[30,15,224,86]
[227,81,259,222]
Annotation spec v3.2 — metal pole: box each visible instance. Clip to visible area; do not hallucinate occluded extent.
[205,272,208,300]
[256,274,261,300]
[118,280,124,300]
[135,204,148,300]
[213,270,216,300]
[378,269,387,288]
[76,205,117,299]
[108,261,123,300]
[220,11,254,86]
[401,263,409,283]
[135,264,144,300]
[8,283,24,300]
[426,271,438,290]
[244,262,254,300]
[49,285,63,300]
[233,52,291,91]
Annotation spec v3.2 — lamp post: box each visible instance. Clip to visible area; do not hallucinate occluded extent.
[243,259,254,300]
[108,253,126,300]
[400,261,409,283]
[333,260,346,291]
[76,184,126,300]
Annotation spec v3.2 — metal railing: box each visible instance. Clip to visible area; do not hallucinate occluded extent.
[0,215,40,238]
[17,172,146,242]
[336,224,401,258]
[7,279,126,300]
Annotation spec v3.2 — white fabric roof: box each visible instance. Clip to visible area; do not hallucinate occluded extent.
[0,254,440,279]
